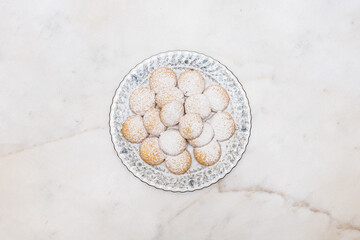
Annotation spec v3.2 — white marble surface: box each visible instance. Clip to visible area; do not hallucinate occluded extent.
[1,0,360,239]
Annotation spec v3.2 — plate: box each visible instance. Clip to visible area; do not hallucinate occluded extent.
[109,51,251,192]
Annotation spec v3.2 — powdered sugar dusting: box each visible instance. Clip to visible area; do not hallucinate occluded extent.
[194,139,221,166]
[156,87,184,108]
[121,115,148,143]
[210,112,235,141]
[179,113,204,140]
[185,94,211,119]
[160,101,184,127]
[129,87,155,115]
[188,123,214,147]
[149,67,177,93]
[139,137,165,165]
[204,85,230,112]
[159,129,187,156]
[143,108,166,136]
[165,150,192,175]
[178,69,205,96]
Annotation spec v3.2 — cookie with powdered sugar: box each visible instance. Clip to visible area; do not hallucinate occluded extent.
[194,139,221,166]
[165,150,192,175]
[159,129,187,156]
[178,69,205,96]
[122,115,148,143]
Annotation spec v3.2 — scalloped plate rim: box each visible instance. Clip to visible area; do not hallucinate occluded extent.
[109,50,252,192]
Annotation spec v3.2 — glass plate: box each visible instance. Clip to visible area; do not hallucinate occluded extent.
[109,51,251,192]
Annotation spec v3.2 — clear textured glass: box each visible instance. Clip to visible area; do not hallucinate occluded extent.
[109,51,251,192]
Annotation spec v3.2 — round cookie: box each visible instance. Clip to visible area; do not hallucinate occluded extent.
[185,94,211,119]
[210,112,235,141]
[160,101,184,127]
[155,87,184,108]
[159,129,187,156]
[121,115,148,143]
[143,108,166,136]
[203,85,230,112]
[178,69,205,96]
[129,87,155,115]
[149,67,177,93]
[178,113,203,140]
[139,137,165,165]
[188,123,214,147]
[165,150,192,175]
[194,139,221,166]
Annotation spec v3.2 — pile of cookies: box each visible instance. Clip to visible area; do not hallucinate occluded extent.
[121,67,235,175]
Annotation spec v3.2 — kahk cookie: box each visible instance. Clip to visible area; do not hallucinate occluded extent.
[160,101,184,127]
[178,69,205,96]
[165,150,192,175]
[210,112,235,141]
[188,123,214,147]
[121,115,148,143]
[159,129,187,156]
[155,87,184,108]
[149,67,177,93]
[143,108,166,136]
[178,113,203,140]
[139,137,165,165]
[194,139,221,166]
[129,87,155,115]
[203,85,229,112]
[185,94,211,119]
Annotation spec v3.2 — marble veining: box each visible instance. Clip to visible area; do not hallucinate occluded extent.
[217,183,360,233]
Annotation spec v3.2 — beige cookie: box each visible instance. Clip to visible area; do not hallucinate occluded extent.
[210,112,235,141]
[143,108,166,136]
[194,139,221,166]
[179,113,203,140]
[149,67,177,93]
[188,123,214,147]
[155,87,184,108]
[203,85,230,112]
[129,87,155,115]
[160,101,184,127]
[185,94,211,119]
[178,69,205,96]
[165,150,192,175]
[139,137,165,165]
[159,129,187,156]
[121,115,148,143]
